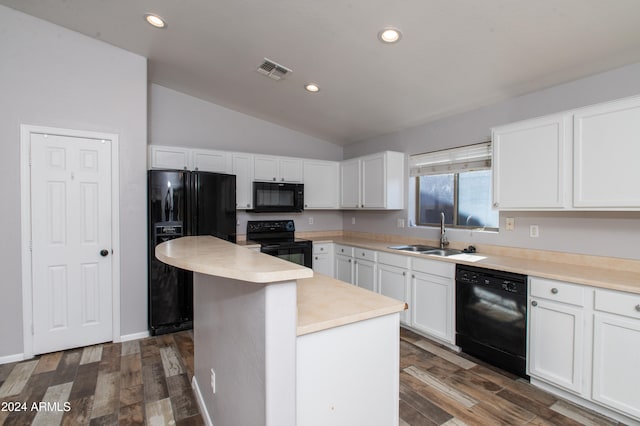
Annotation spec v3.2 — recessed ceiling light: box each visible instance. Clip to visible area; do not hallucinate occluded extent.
[145,14,167,29]
[378,27,402,43]
[305,83,320,93]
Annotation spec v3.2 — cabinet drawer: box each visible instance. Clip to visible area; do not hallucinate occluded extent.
[313,243,333,255]
[335,244,353,256]
[411,257,454,277]
[354,248,377,261]
[530,277,585,306]
[378,251,410,269]
[595,289,640,320]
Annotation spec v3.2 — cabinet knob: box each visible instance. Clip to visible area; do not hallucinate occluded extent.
[320,247,324,251]
[531,300,538,307]
[412,274,415,279]
[281,178,284,182]
[246,203,250,207]
[305,204,308,207]
[272,177,276,181]
[551,288,559,294]
[315,256,318,260]
[348,259,352,263]
[361,204,364,208]
[402,272,406,276]
[635,304,640,312]
[493,202,499,207]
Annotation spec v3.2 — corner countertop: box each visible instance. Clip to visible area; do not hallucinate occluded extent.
[156,236,406,335]
[308,235,640,295]
[156,236,313,283]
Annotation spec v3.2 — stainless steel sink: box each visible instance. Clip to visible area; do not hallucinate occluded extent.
[388,244,438,252]
[422,248,463,257]
[388,245,463,256]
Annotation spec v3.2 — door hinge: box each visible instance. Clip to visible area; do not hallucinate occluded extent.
[31,324,34,335]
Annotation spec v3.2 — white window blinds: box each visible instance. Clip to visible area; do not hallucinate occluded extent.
[409,142,491,177]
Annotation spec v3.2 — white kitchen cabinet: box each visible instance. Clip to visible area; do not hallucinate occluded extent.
[192,149,231,173]
[254,155,303,182]
[354,248,377,293]
[528,277,588,395]
[377,252,411,325]
[312,243,334,277]
[573,96,640,209]
[592,289,640,420]
[339,151,405,210]
[410,258,455,344]
[492,113,571,210]
[303,160,339,209]
[148,145,192,170]
[232,153,253,209]
[335,245,355,284]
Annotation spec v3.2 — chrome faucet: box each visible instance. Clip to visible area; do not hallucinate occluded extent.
[440,212,449,249]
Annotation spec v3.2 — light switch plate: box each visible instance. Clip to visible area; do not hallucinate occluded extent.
[505,217,515,231]
[530,225,539,238]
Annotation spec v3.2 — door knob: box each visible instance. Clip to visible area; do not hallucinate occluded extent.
[100,249,109,257]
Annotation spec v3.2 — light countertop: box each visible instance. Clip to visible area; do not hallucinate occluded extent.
[309,235,640,294]
[156,236,406,335]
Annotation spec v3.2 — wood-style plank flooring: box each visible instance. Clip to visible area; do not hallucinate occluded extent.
[0,328,625,425]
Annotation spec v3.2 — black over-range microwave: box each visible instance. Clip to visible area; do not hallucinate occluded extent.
[252,182,304,213]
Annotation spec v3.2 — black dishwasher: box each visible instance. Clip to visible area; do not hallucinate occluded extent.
[456,264,528,378]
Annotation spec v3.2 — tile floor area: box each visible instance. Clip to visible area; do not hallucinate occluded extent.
[0,328,627,425]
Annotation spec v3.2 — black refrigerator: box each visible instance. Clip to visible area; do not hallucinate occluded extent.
[148,169,236,335]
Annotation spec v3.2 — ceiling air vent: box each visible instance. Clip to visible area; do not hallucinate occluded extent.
[257,58,292,81]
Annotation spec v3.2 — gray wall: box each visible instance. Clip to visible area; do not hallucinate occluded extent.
[150,84,343,161]
[0,6,148,358]
[343,62,640,260]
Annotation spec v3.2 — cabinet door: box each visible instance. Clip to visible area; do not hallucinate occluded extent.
[279,157,303,182]
[303,160,339,209]
[232,153,253,209]
[592,313,640,419]
[361,153,386,208]
[528,298,585,394]
[253,155,279,181]
[378,263,409,325]
[312,253,333,277]
[192,150,231,173]
[411,271,453,343]
[148,145,191,170]
[492,114,571,209]
[340,159,361,209]
[355,259,376,293]
[335,254,354,284]
[573,96,640,209]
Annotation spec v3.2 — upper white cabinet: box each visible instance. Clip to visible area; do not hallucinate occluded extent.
[573,97,640,209]
[254,155,303,182]
[232,153,253,210]
[192,149,231,173]
[303,160,339,209]
[492,114,571,210]
[492,95,640,211]
[148,145,192,170]
[339,151,405,210]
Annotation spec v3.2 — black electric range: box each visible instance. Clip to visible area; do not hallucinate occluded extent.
[246,220,312,268]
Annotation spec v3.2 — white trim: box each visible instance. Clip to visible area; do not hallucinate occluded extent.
[0,353,29,365]
[20,124,121,358]
[119,331,150,342]
[192,376,214,426]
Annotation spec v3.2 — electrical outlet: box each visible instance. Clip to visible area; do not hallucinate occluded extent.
[351,217,356,225]
[505,217,515,231]
[210,369,216,394]
[397,218,405,228]
[530,225,539,238]
[308,217,314,225]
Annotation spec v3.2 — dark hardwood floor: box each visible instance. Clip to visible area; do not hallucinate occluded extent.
[0,328,624,425]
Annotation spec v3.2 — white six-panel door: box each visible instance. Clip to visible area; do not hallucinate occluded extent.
[30,132,113,354]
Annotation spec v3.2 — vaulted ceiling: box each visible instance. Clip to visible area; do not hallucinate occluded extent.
[3,0,640,145]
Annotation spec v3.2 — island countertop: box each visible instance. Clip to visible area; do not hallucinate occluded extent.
[156,236,406,335]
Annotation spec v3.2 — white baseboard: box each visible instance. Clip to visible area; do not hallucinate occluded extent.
[0,353,28,365]
[119,330,150,342]
[192,376,213,426]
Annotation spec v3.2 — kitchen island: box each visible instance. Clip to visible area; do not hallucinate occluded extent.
[155,236,406,426]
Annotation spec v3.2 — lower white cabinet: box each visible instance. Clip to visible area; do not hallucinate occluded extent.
[592,289,640,419]
[528,277,587,395]
[377,252,410,325]
[335,245,355,284]
[355,258,376,292]
[312,243,334,277]
[410,258,455,344]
